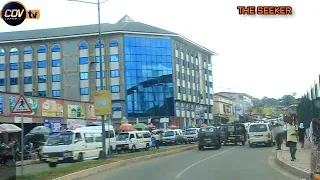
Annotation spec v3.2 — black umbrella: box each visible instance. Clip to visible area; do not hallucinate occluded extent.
[29,126,51,135]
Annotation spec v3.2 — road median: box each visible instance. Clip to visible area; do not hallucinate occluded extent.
[16,144,196,180]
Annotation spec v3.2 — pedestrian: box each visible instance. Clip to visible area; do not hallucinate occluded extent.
[298,122,307,148]
[151,133,156,150]
[274,124,283,150]
[286,121,298,161]
[154,132,160,149]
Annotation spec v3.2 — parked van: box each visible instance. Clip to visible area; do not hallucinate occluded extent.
[79,126,116,152]
[185,128,200,143]
[42,128,110,168]
[115,131,149,153]
[162,129,185,145]
[247,123,275,147]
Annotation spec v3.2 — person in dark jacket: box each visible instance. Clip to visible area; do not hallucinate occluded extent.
[298,122,307,148]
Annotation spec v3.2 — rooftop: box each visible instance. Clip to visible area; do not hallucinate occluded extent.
[0,15,216,55]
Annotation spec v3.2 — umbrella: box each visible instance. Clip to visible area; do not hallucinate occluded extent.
[132,123,148,130]
[168,125,179,129]
[0,124,22,133]
[29,126,51,135]
[119,124,135,131]
[148,124,156,128]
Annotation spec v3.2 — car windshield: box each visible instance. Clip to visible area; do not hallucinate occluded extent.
[186,129,197,134]
[116,133,129,141]
[164,131,175,137]
[46,133,73,146]
[249,124,268,132]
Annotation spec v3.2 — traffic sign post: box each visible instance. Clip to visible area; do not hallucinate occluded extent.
[10,94,32,176]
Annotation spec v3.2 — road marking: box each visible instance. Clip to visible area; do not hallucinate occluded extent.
[175,147,238,179]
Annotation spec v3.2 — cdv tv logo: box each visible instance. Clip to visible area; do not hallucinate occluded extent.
[0,1,40,26]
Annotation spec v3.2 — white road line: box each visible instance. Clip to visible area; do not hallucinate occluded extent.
[175,147,238,179]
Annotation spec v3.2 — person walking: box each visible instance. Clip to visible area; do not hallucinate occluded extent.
[287,121,298,161]
[274,124,283,150]
[298,122,307,148]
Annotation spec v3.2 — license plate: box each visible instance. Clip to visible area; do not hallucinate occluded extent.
[229,137,235,139]
[116,147,121,150]
[204,138,211,141]
[50,158,58,163]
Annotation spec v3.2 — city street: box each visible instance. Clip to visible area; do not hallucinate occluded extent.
[83,145,300,180]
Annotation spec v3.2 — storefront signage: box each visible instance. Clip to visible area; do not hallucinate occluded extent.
[87,104,97,119]
[67,119,86,129]
[44,118,63,132]
[9,95,38,115]
[41,99,64,117]
[14,116,33,123]
[68,104,85,119]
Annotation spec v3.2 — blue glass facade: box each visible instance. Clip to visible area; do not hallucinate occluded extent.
[124,36,174,117]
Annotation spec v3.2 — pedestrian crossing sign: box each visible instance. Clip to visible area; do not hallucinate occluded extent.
[11,94,32,114]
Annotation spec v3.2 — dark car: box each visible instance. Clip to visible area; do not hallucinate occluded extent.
[198,126,221,150]
[220,123,247,146]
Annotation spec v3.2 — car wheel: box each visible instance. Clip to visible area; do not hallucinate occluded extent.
[241,141,245,146]
[49,162,57,168]
[99,151,104,159]
[198,145,203,151]
[78,153,84,162]
[145,144,149,151]
[131,145,136,152]
[249,143,253,148]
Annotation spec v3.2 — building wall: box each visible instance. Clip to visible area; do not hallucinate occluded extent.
[0,34,125,120]
[173,40,214,126]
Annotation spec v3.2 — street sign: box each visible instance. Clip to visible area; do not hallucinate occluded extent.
[93,90,112,115]
[198,119,204,124]
[11,94,32,114]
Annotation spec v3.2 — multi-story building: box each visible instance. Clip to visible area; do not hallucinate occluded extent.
[0,15,216,128]
[213,94,235,123]
[215,92,253,120]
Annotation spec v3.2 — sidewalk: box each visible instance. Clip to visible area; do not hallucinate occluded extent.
[276,139,312,179]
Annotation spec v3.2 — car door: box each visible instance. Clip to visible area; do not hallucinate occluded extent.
[135,132,144,149]
[83,133,94,159]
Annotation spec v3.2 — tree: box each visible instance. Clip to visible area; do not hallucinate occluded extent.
[252,98,264,108]
[280,95,296,106]
[297,97,313,128]
[261,96,279,106]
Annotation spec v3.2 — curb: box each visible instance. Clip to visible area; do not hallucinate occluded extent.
[275,150,310,180]
[16,160,41,167]
[53,145,197,180]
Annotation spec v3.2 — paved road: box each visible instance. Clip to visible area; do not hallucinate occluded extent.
[16,144,189,176]
[83,145,301,180]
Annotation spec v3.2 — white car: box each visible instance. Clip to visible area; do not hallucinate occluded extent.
[247,123,275,147]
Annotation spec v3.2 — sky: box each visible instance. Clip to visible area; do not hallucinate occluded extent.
[0,0,319,99]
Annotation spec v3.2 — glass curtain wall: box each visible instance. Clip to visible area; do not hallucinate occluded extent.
[124,36,174,117]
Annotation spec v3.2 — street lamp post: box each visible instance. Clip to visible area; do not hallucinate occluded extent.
[68,0,109,158]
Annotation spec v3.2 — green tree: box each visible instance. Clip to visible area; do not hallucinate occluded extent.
[280,95,296,106]
[261,96,279,106]
[297,97,313,128]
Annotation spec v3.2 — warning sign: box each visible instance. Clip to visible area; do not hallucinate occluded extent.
[11,94,32,114]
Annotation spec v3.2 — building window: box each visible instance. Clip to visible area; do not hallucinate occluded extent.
[96,71,105,79]
[38,60,46,68]
[79,57,88,65]
[208,70,212,76]
[110,70,120,77]
[111,85,120,93]
[80,72,89,80]
[95,56,104,63]
[24,76,32,84]
[38,75,47,83]
[38,91,46,97]
[52,59,60,67]
[24,62,32,69]
[96,86,106,90]
[0,79,4,86]
[109,39,119,47]
[112,103,122,111]
[110,54,119,62]
[176,58,179,64]
[178,86,181,93]
[10,78,18,85]
[52,90,61,97]
[80,87,89,95]
[52,74,61,82]
[10,63,18,70]
[24,92,32,96]
[79,41,89,50]
[52,44,61,52]
[0,64,5,71]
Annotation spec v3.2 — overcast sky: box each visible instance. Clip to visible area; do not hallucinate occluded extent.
[0,0,319,99]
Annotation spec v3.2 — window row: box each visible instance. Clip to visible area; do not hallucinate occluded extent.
[1,60,61,71]
[125,55,172,62]
[78,54,120,65]
[79,70,120,80]
[80,85,121,95]
[0,75,61,85]
[124,37,172,48]
[124,47,172,56]
[176,72,200,83]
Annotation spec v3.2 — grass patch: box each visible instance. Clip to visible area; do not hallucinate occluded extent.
[17,144,195,180]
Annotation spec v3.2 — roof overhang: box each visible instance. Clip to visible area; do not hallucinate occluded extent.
[0,30,217,55]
